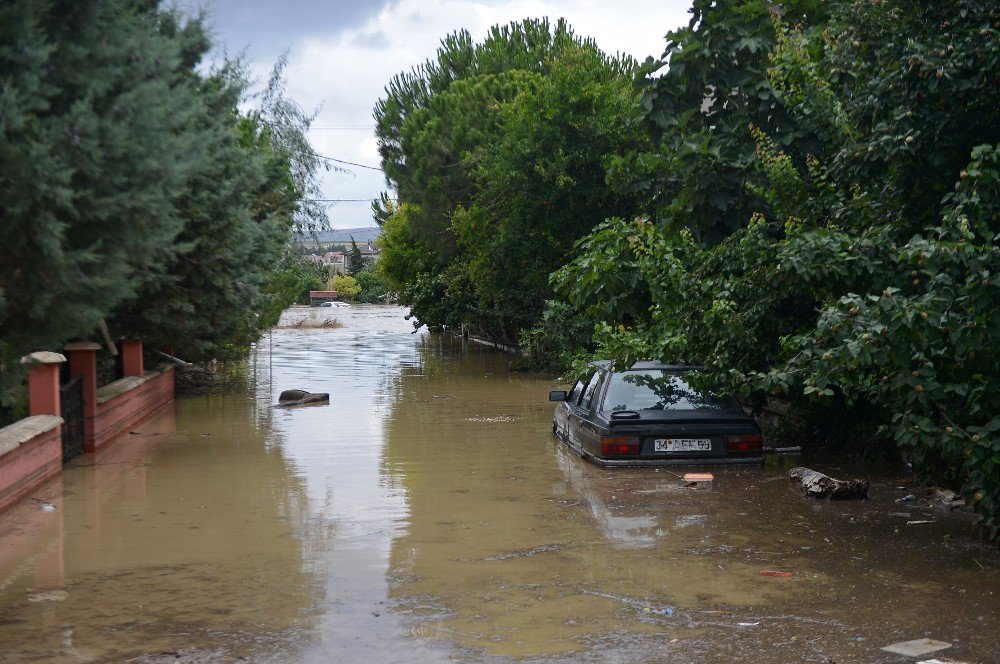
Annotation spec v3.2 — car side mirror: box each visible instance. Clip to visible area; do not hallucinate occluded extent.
[548,390,567,402]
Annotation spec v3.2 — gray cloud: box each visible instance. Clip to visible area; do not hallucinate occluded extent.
[175,0,395,59]
[351,30,390,49]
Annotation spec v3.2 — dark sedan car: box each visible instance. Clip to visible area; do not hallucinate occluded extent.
[550,361,764,466]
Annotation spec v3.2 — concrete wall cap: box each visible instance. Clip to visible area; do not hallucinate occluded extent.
[20,351,67,365]
[97,374,156,404]
[64,340,103,351]
[0,415,63,457]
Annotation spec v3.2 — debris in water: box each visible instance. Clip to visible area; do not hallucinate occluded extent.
[737,622,760,627]
[758,570,794,577]
[906,520,936,525]
[41,503,55,512]
[26,589,67,602]
[275,318,344,329]
[789,467,869,500]
[881,638,952,657]
[275,389,330,408]
[927,487,966,509]
[897,494,916,503]
[682,472,714,488]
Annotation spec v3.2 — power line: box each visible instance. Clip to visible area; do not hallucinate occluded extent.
[311,152,383,171]
[306,197,397,203]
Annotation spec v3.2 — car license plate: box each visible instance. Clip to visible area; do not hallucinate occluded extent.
[654,438,712,452]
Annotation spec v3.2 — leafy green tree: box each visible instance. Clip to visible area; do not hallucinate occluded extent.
[256,255,327,324]
[374,18,643,343]
[608,0,827,245]
[354,264,391,304]
[331,274,361,300]
[377,203,434,293]
[0,0,328,410]
[109,58,326,360]
[0,1,211,360]
[550,0,1000,539]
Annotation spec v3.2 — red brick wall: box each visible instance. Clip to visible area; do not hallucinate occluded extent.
[0,424,62,513]
[89,367,175,452]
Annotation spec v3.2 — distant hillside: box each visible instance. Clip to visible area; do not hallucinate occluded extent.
[295,226,381,246]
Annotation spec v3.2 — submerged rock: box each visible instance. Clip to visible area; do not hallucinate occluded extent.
[275,389,330,408]
[789,466,869,500]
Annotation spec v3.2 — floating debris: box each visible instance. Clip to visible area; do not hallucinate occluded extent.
[881,638,952,657]
[466,415,520,423]
[484,544,561,561]
[682,472,714,488]
[275,318,344,329]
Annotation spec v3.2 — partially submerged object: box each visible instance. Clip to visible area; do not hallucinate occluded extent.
[880,638,951,657]
[275,389,330,408]
[682,472,714,488]
[550,361,765,467]
[788,466,869,500]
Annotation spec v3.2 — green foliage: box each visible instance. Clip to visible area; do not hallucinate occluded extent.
[514,300,595,373]
[607,0,827,245]
[377,203,434,293]
[331,274,362,301]
[0,1,209,359]
[347,237,367,276]
[375,18,643,344]
[354,265,392,304]
[258,255,327,324]
[0,2,326,376]
[546,0,1000,539]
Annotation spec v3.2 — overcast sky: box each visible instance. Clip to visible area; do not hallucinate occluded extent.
[176,0,694,229]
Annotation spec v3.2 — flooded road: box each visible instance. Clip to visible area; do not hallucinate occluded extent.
[1,305,997,662]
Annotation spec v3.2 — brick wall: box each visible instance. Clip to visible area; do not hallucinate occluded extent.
[90,368,175,452]
[0,416,63,513]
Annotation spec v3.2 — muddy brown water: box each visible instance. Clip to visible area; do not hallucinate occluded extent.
[1,305,997,663]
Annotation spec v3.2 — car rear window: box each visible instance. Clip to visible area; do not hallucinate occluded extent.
[601,370,740,412]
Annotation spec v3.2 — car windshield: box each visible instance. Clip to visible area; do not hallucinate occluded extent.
[601,370,739,412]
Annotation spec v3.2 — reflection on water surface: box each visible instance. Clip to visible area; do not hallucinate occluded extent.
[0,305,996,663]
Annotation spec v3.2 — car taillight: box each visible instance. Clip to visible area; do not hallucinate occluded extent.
[601,436,641,456]
[725,433,763,453]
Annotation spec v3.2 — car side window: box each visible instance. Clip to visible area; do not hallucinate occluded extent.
[574,372,597,408]
[566,380,583,405]
[580,371,602,411]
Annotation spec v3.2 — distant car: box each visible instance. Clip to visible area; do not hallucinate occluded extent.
[550,361,764,466]
[317,301,342,307]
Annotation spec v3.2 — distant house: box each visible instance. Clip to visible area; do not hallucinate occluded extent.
[344,242,380,273]
[323,251,347,275]
[309,290,339,305]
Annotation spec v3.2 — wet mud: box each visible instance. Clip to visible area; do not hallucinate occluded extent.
[0,305,996,662]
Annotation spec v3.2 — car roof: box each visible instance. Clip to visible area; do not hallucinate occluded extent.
[589,360,703,372]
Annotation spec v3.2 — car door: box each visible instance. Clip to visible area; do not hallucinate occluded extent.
[574,370,605,457]
[554,379,582,441]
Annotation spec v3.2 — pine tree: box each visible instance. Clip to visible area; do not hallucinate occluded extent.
[347,237,366,276]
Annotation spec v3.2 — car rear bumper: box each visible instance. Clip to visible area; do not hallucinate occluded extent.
[581,449,764,467]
